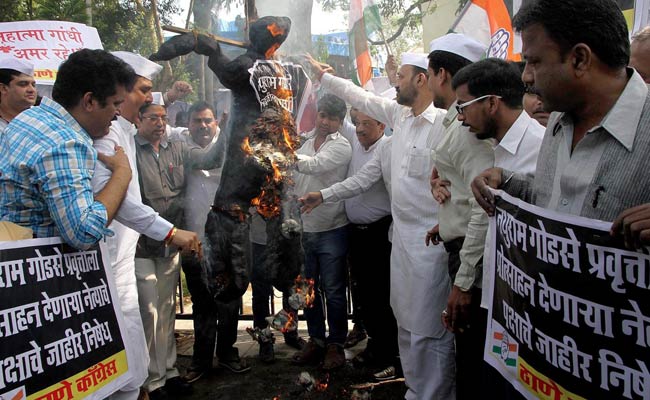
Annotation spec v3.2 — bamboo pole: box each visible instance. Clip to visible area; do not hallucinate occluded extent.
[162,25,247,48]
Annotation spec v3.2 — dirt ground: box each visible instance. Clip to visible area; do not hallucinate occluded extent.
[174,330,406,400]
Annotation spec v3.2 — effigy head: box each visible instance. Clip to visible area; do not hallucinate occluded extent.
[249,16,292,59]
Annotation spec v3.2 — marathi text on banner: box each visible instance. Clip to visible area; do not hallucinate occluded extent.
[0,21,103,85]
[0,238,131,400]
[485,190,650,400]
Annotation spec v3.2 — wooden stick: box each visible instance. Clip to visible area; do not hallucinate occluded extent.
[376,27,392,56]
[162,25,247,48]
[349,378,405,390]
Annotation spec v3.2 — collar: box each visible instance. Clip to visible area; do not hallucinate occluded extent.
[496,111,531,155]
[40,97,93,147]
[362,134,386,153]
[306,130,342,142]
[551,68,647,151]
[135,131,169,148]
[443,102,459,128]
[406,102,440,125]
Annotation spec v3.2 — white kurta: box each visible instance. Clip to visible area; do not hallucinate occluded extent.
[92,117,172,399]
[321,74,450,338]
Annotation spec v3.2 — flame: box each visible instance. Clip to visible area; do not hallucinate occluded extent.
[267,23,285,37]
[241,137,252,154]
[315,374,329,392]
[265,43,281,59]
[271,161,282,182]
[282,128,294,150]
[293,275,316,308]
[280,311,295,333]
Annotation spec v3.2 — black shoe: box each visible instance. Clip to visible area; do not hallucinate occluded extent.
[218,358,251,373]
[148,388,168,400]
[165,376,193,395]
[183,368,207,384]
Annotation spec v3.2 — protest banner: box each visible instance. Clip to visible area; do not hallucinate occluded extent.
[0,237,132,400]
[485,191,650,400]
[0,21,103,85]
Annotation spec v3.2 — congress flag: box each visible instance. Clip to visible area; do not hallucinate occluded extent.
[451,0,520,61]
[349,0,381,87]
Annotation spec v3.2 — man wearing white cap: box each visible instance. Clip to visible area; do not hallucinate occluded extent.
[306,53,454,399]
[92,51,198,400]
[424,33,494,400]
[0,58,36,132]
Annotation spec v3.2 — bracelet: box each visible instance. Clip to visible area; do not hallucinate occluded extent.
[164,227,177,247]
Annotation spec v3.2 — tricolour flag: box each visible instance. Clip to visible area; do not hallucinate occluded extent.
[349,0,382,87]
[451,0,520,61]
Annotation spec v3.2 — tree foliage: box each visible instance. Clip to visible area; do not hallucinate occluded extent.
[319,0,434,46]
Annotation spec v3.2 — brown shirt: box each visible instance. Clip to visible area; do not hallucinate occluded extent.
[134,132,225,257]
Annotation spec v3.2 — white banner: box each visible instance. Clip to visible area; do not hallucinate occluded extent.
[0,21,103,85]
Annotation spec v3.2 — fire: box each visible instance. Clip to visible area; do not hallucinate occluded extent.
[315,374,329,392]
[265,43,281,59]
[293,275,316,308]
[241,137,252,154]
[267,23,285,37]
[271,161,282,182]
[281,311,295,333]
[282,128,294,150]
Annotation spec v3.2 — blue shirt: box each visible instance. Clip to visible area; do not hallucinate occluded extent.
[0,97,110,249]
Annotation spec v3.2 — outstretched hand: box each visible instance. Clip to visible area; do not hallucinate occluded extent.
[303,53,335,81]
[298,191,324,214]
[430,167,451,204]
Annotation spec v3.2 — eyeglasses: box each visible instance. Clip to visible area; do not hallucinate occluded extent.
[141,115,169,123]
[191,117,215,125]
[456,95,502,115]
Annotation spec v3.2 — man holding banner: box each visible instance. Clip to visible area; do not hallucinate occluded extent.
[470,1,650,396]
[472,0,650,240]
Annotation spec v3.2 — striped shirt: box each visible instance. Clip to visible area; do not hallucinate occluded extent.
[503,69,650,221]
[0,97,110,249]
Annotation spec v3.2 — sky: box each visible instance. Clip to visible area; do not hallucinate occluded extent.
[171,1,348,34]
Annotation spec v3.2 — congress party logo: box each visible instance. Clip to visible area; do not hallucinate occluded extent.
[488,28,510,60]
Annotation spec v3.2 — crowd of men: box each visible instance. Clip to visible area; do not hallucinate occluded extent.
[1,0,650,399]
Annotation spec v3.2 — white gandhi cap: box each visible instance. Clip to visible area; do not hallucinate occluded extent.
[400,52,429,70]
[0,58,34,76]
[428,33,487,63]
[111,51,162,80]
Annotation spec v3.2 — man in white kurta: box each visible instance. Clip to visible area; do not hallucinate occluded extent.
[307,54,454,399]
[91,52,200,400]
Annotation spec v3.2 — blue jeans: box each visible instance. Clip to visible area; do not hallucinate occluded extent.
[302,225,349,345]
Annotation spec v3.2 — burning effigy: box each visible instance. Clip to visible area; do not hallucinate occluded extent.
[150,17,313,319]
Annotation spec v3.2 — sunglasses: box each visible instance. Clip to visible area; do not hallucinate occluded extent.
[455,95,502,115]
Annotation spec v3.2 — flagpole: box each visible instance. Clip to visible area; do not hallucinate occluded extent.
[376,26,392,56]
[449,1,472,32]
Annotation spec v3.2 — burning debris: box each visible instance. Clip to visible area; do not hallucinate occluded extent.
[297,371,329,392]
[246,326,275,344]
[150,16,314,308]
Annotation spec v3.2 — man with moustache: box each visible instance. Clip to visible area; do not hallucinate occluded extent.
[0,58,36,131]
[134,103,225,399]
[180,101,252,382]
[472,0,650,250]
[301,107,397,377]
[0,49,134,250]
[420,34,494,400]
[305,53,453,400]
[91,52,201,400]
